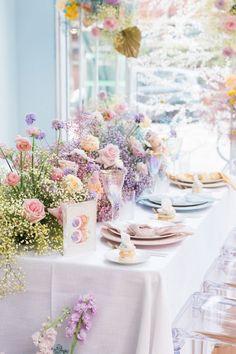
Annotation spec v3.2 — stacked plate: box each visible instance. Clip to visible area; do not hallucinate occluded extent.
[138,193,214,212]
[101,222,192,246]
[169,172,226,189]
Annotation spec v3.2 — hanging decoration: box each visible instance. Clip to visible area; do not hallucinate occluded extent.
[56,0,142,58]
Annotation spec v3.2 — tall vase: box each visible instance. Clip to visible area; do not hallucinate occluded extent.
[229,108,236,175]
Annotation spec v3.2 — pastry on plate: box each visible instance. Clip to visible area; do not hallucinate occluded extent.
[192,174,203,193]
[157,197,176,221]
[119,233,136,261]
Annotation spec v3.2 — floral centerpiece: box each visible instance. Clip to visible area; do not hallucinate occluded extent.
[0,114,89,297]
[61,95,168,221]
[56,0,141,57]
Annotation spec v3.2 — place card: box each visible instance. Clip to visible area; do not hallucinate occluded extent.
[63,200,97,256]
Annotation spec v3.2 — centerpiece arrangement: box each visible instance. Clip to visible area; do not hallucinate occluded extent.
[61,94,168,221]
[56,0,141,57]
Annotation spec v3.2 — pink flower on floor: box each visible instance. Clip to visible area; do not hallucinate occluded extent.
[97,144,123,169]
[223,16,236,31]
[5,172,20,187]
[91,26,101,37]
[23,199,45,223]
[16,136,32,152]
[26,126,41,138]
[103,18,118,31]
[50,168,64,182]
[48,206,63,225]
[223,46,235,57]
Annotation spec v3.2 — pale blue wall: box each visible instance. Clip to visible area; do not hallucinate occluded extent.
[16,0,56,141]
[0,0,18,145]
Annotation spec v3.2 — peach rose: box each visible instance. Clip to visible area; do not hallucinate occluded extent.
[102,109,115,121]
[16,136,32,152]
[87,171,103,195]
[97,144,123,169]
[148,133,165,155]
[23,199,45,223]
[137,162,148,176]
[5,172,20,187]
[80,134,100,152]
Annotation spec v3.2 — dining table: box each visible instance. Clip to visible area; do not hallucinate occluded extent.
[0,186,236,354]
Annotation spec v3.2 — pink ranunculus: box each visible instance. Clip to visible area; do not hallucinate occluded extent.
[50,167,64,181]
[97,144,121,168]
[128,136,145,157]
[16,136,32,152]
[48,206,63,225]
[91,26,101,37]
[223,16,236,31]
[23,199,45,223]
[26,127,41,138]
[5,172,20,187]
[103,18,118,32]
[114,103,128,114]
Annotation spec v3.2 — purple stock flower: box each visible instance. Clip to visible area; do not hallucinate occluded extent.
[52,120,65,130]
[65,294,96,343]
[36,131,46,140]
[134,113,145,123]
[25,113,36,125]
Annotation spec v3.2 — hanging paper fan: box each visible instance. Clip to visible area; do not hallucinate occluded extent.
[113,26,141,58]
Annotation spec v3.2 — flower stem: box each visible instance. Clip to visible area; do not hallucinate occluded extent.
[31,137,35,187]
[0,147,13,172]
[69,319,82,354]
[20,152,23,190]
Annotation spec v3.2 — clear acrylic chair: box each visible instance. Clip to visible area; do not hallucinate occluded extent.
[172,292,236,354]
[202,256,236,300]
[222,228,236,257]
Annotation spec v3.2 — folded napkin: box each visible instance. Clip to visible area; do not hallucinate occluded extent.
[212,346,236,354]
[104,222,192,239]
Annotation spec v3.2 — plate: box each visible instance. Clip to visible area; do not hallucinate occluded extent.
[102,226,185,240]
[169,173,223,184]
[138,199,212,211]
[101,228,190,246]
[105,249,150,265]
[148,195,208,207]
[170,179,227,189]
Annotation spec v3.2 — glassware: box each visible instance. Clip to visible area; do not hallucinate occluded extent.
[168,136,183,174]
[119,190,136,222]
[147,155,162,194]
[100,169,127,221]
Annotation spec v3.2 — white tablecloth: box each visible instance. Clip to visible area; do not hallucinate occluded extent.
[1,187,236,354]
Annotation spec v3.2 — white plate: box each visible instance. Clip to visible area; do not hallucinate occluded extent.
[138,199,212,211]
[105,249,150,265]
[170,179,227,189]
[101,228,190,246]
[148,195,208,207]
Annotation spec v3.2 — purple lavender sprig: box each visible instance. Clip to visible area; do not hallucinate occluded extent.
[66,294,96,354]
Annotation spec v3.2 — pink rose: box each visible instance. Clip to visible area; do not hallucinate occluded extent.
[128,136,145,157]
[26,127,41,137]
[91,26,101,37]
[5,172,20,186]
[23,199,45,223]
[223,16,236,31]
[103,18,118,32]
[16,136,32,152]
[50,167,64,181]
[114,103,128,114]
[97,144,122,168]
[48,206,63,225]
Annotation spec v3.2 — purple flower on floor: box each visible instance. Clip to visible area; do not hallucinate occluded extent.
[25,113,36,125]
[36,131,46,140]
[66,294,96,353]
[134,113,145,123]
[52,120,65,130]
